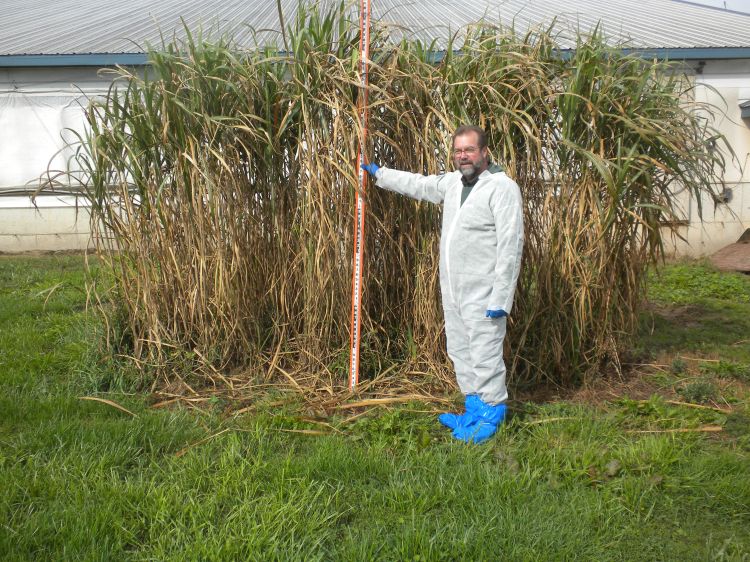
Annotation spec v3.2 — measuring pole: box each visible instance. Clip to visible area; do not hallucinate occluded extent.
[349,0,371,390]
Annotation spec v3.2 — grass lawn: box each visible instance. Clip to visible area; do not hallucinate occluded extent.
[1,256,749,560]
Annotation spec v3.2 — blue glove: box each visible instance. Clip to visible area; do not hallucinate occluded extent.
[451,397,507,444]
[485,309,507,318]
[361,163,380,176]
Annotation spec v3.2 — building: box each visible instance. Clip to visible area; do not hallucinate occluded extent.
[1,0,748,254]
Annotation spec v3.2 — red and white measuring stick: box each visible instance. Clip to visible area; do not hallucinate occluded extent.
[349,0,371,390]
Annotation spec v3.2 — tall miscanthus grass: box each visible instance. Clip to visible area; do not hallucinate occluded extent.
[77,4,726,393]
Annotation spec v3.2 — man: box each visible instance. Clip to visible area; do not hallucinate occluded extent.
[362,125,524,444]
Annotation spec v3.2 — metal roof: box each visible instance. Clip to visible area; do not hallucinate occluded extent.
[1,0,749,64]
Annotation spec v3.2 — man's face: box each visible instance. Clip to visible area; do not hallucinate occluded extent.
[452,132,489,180]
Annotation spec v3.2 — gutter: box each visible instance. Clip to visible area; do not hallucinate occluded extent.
[2,46,750,68]
[0,53,148,67]
[618,47,750,60]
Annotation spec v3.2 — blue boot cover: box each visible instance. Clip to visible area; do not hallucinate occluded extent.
[452,399,507,444]
[438,395,484,430]
[437,412,461,429]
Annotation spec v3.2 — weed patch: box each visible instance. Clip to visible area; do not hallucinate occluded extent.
[677,380,719,404]
[701,360,750,382]
[647,261,750,305]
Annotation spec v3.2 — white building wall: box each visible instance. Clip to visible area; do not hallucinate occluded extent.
[666,59,750,257]
[0,67,111,252]
[0,195,93,253]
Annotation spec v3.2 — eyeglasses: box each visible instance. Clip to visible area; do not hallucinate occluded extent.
[453,147,479,157]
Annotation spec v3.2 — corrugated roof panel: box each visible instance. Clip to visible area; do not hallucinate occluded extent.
[0,0,749,57]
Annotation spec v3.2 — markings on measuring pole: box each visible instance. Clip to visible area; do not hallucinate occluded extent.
[349,0,371,390]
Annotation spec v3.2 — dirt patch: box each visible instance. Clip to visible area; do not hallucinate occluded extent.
[514,345,749,409]
[642,302,707,327]
[514,367,666,406]
[569,371,667,404]
[710,229,750,273]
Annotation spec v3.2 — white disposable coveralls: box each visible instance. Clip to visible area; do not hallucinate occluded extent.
[375,167,524,404]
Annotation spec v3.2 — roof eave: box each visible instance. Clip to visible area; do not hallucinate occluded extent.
[0,53,148,67]
[1,47,750,68]
[618,47,750,60]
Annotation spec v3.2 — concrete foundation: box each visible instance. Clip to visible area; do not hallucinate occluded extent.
[0,195,93,253]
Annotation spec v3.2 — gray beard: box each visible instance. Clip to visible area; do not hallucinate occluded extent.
[459,163,480,180]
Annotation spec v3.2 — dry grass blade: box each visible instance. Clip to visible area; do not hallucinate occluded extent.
[272,428,331,436]
[36,282,65,308]
[336,395,445,410]
[78,396,137,417]
[524,416,577,426]
[174,428,232,458]
[627,426,724,434]
[664,400,733,414]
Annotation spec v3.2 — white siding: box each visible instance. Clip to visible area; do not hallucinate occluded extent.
[667,59,750,256]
